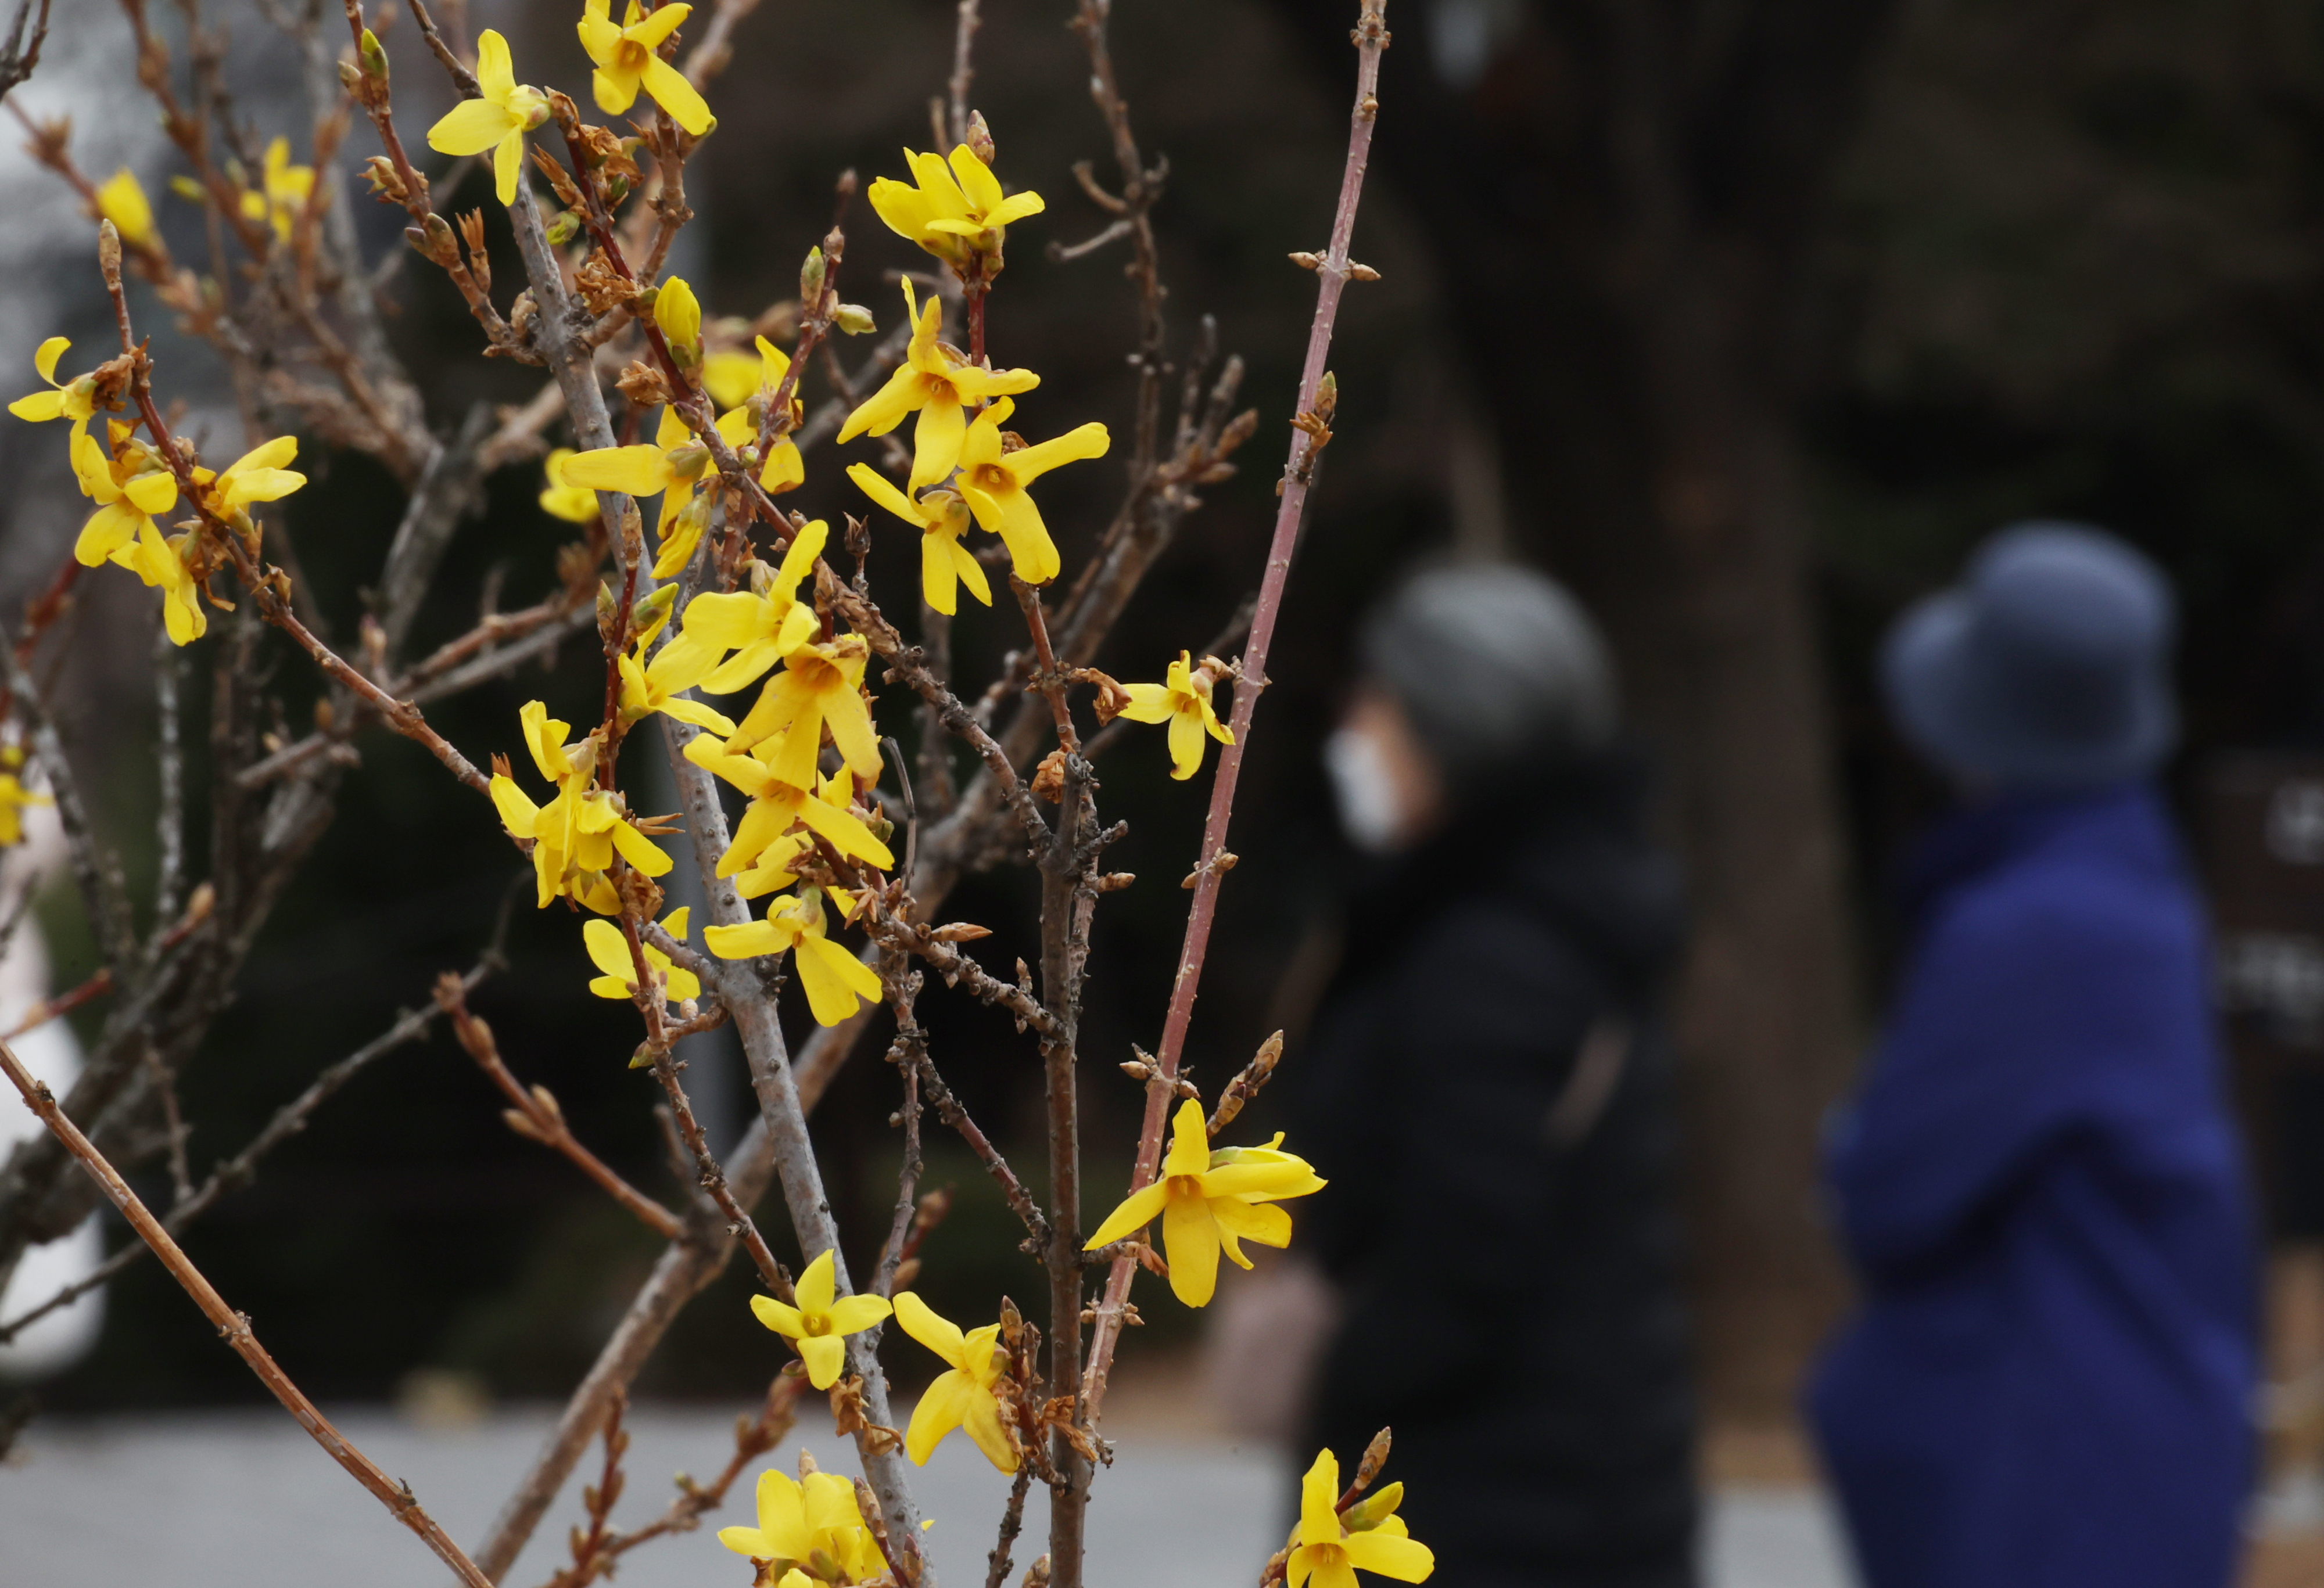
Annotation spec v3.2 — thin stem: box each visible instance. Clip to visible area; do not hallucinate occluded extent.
[1084,0,1390,1424]
[0,1039,494,1588]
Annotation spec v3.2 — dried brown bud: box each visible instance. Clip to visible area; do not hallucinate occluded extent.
[576,248,640,316]
[890,1256,921,1291]
[930,922,992,943]
[530,145,584,209]
[1031,749,1067,803]
[1287,250,1322,271]
[1349,261,1381,282]
[1082,668,1133,724]
[616,358,672,408]
[1353,1427,1393,1492]
[1215,408,1261,457]
[1023,1555,1052,1588]
[1120,1059,1154,1080]
[1095,871,1135,892]
[998,430,1028,454]
[529,1083,564,1124]
[501,1107,546,1143]
[96,220,122,282]
[457,209,491,295]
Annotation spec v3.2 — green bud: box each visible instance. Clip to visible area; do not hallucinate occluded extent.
[421,211,457,260]
[596,581,619,642]
[629,583,678,649]
[604,174,630,206]
[1343,1483,1404,1532]
[799,246,825,303]
[543,209,581,246]
[168,175,206,203]
[360,28,390,84]
[337,58,363,95]
[833,303,875,336]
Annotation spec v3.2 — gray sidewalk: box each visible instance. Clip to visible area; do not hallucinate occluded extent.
[0,1405,1855,1587]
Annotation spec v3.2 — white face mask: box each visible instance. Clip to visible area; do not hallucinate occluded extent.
[1325,725,1407,854]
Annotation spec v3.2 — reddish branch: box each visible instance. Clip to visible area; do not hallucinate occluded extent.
[1084,0,1391,1423]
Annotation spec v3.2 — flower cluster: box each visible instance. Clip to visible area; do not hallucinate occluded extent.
[10,337,305,646]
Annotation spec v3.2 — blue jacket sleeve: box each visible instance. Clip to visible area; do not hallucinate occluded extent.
[1830,882,2194,1284]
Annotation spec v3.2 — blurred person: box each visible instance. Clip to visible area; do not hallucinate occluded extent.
[1810,523,2259,1588]
[1284,562,1699,1588]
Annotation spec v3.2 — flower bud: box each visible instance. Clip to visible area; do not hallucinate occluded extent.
[543,209,581,246]
[799,245,825,303]
[338,58,363,94]
[596,581,619,643]
[833,303,874,336]
[965,110,996,168]
[169,175,206,203]
[629,583,678,648]
[360,27,390,83]
[1343,1483,1404,1532]
[652,275,701,349]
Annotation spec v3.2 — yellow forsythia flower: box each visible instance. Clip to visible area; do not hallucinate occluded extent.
[537,448,600,522]
[1084,1098,1324,1307]
[838,279,1038,490]
[70,423,177,567]
[890,1291,1017,1472]
[1286,1449,1434,1588]
[617,637,738,736]
[659,518,825,695]
[723,631,881,793]
[847,465,987,617]
[952,397,1107,585]
[9,337,96,429]
[239,138,314,242]
[1118,650,1233,781]
[123,521,208,645]
[748,1248,892,1389]
[193,435,307,523]
[868,145,1043,267]
[0,748,52,847]
[577,0,713,136]
[715,1459,883,1576]
[703,886,881,1026]
[490,702,671,910]
[94,168,155,247]
[424,30,550,207]
[683,731,895,881]
[580,908,698,1003]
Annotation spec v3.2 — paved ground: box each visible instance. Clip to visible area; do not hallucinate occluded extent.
[0,1404,1858,1587]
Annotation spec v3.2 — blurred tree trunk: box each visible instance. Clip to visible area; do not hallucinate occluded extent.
[1282,0,1896,1417]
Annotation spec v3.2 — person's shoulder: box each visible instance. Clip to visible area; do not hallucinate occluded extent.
[1927,844,2199,983]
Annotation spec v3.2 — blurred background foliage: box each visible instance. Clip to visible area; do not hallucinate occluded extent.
[10,0,2324,1416]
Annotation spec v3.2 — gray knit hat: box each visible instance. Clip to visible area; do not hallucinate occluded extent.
[1882,522,2177,789]
[1358,562,1619,776]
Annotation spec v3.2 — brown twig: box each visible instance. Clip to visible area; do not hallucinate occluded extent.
[0,1037,496,1587]
[435,974,681,1239]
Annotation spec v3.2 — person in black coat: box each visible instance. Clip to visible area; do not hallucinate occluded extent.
[1288,562,1699,1588]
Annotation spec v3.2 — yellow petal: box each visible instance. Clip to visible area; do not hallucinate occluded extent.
[961,1381,1020,1473]
[33,336,67,385]
[824,1294,892,1334]
[799,1332,848,1390]
[581,917,637,982]
[891,1289,965,1365]
[1167,706,1204,779]
[1161,1194,1221,1306]
[608,817,673,876]
[494,131,522,207]
[641,53,714,137]
[796,1248,838,1314]
[704,919,783,960]
[475,28,515,101]
[561,444,672,495]
[427,98,523,157]
[8,390,64,422]
[1299,1451,1343,1547]
[1082,1179,1172,1251]
[904,1367,973,1465]
[1162,1098,1211,1178]
[1342,1532,1435,1583]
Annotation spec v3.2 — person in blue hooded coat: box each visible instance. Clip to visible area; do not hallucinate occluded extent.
[1810,523,2259,1588]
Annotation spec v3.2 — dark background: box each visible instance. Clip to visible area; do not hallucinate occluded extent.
[12,0,2324,1421]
